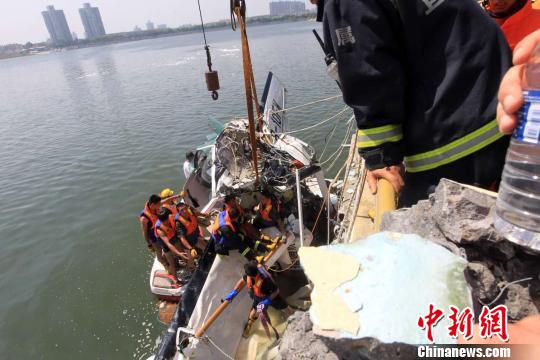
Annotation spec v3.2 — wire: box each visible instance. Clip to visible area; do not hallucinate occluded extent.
[478,277,534,307]
[204,335,235,360]
[196,0,208,47]
[219,94,342,123]
[258,106,350,136]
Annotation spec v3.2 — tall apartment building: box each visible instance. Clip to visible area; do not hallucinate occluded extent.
[42,5,73,46]
[79,3,106,39]
[269,1,306,16]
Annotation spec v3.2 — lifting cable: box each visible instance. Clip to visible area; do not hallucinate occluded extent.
[197,0,220,100]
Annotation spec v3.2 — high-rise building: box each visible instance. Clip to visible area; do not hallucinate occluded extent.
[269,1,306,16]
[146,21,155,31]
[79,3,106,39]
[42,5,73,46]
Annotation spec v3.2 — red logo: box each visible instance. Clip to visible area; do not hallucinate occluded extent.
[447,306,474,340]
[417,304,509,343]
[417,304,445,342]
[479,305,509,342]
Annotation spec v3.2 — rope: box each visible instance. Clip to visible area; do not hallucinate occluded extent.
[478,277,534,307]
[319,115,354,168]
[268,94,342,115]
[258,106,350,136]
[270,258,299,273]
[224,94,343,123]
[204,334,235,360]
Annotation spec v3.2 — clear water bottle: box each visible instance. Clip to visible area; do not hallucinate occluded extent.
[494,45,540,250]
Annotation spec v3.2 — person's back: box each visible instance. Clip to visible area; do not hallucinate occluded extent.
[321,0,512,206]
[483,0,540,50]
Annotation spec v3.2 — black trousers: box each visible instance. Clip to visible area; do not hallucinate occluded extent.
[398,136,510,208]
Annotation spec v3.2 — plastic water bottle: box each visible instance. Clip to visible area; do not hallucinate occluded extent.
[494,45,540,250]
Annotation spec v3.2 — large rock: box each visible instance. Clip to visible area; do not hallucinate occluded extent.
[280,179,540,359]
[383,179,540,321]
[279,312,417,360]
[430,180,504,244]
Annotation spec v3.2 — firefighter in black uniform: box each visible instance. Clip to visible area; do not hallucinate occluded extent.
[315,0,512,207]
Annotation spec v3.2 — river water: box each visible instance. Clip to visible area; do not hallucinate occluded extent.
[0,20,349,358]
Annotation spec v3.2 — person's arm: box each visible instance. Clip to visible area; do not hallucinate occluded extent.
[139,217,152,249]
[323,0,405,193]
[157,229,190,260]
[498,30,540,134]
[224,278,246,302]
[160,194,181,205]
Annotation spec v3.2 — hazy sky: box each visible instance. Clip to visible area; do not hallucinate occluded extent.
[1,1,315,45]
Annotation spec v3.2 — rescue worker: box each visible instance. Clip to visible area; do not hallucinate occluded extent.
[211,207,267,260]
[224,194,259,240]
[315,0,512,207]
[139,194,169,268]
[160,188,179,217]
[155,208,194,276]
[483,0,540,50]
[253,190,285,233]
[175,201,207,259]
[498,30,540,134]
[183,151,195,178]
[224,260,294,339]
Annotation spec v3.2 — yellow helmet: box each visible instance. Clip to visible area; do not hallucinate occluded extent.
[160,188,174,199]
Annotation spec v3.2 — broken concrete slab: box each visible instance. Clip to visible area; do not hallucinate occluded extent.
[298,232,472,344]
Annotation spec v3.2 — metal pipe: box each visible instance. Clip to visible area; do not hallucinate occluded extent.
[211,145,216,198]
[374,179,397,231]
[295,168,305,247]
[327,188,331,245]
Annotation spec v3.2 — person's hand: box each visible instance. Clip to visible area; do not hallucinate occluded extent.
[497,29,540,134]
[366,165,404,194]
[224,289,238,302]
[190,248,198,258]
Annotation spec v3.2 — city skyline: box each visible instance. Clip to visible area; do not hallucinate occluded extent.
[1,0,315,45]
[79,3,106,39]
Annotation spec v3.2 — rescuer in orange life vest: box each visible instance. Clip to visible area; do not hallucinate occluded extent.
[139,194,169,269]
[253,190,285,233]
[174,201,207,259]
[483,0,540,50]
[155,207,195,277]
[211,207,268,260]
[223,260,294,339]
[224,194,260,240]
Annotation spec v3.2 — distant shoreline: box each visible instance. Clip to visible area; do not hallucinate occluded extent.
[0,14,317,61]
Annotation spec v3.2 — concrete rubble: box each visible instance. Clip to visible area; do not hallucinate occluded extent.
[279,179,540,359]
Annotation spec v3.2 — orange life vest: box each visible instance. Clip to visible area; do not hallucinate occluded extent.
[155,215,176,241]
[175,207,199,236]
[246,267,272,298]
[259,197,280,222]
[212,210,237,240]
[162,202,178,217]
[225,201,244,217]
[140,203,158,244]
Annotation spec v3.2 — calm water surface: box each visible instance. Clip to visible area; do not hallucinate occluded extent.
[0,21,349,358]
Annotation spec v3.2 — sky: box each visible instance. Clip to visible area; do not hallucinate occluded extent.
[1,0,315,45]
